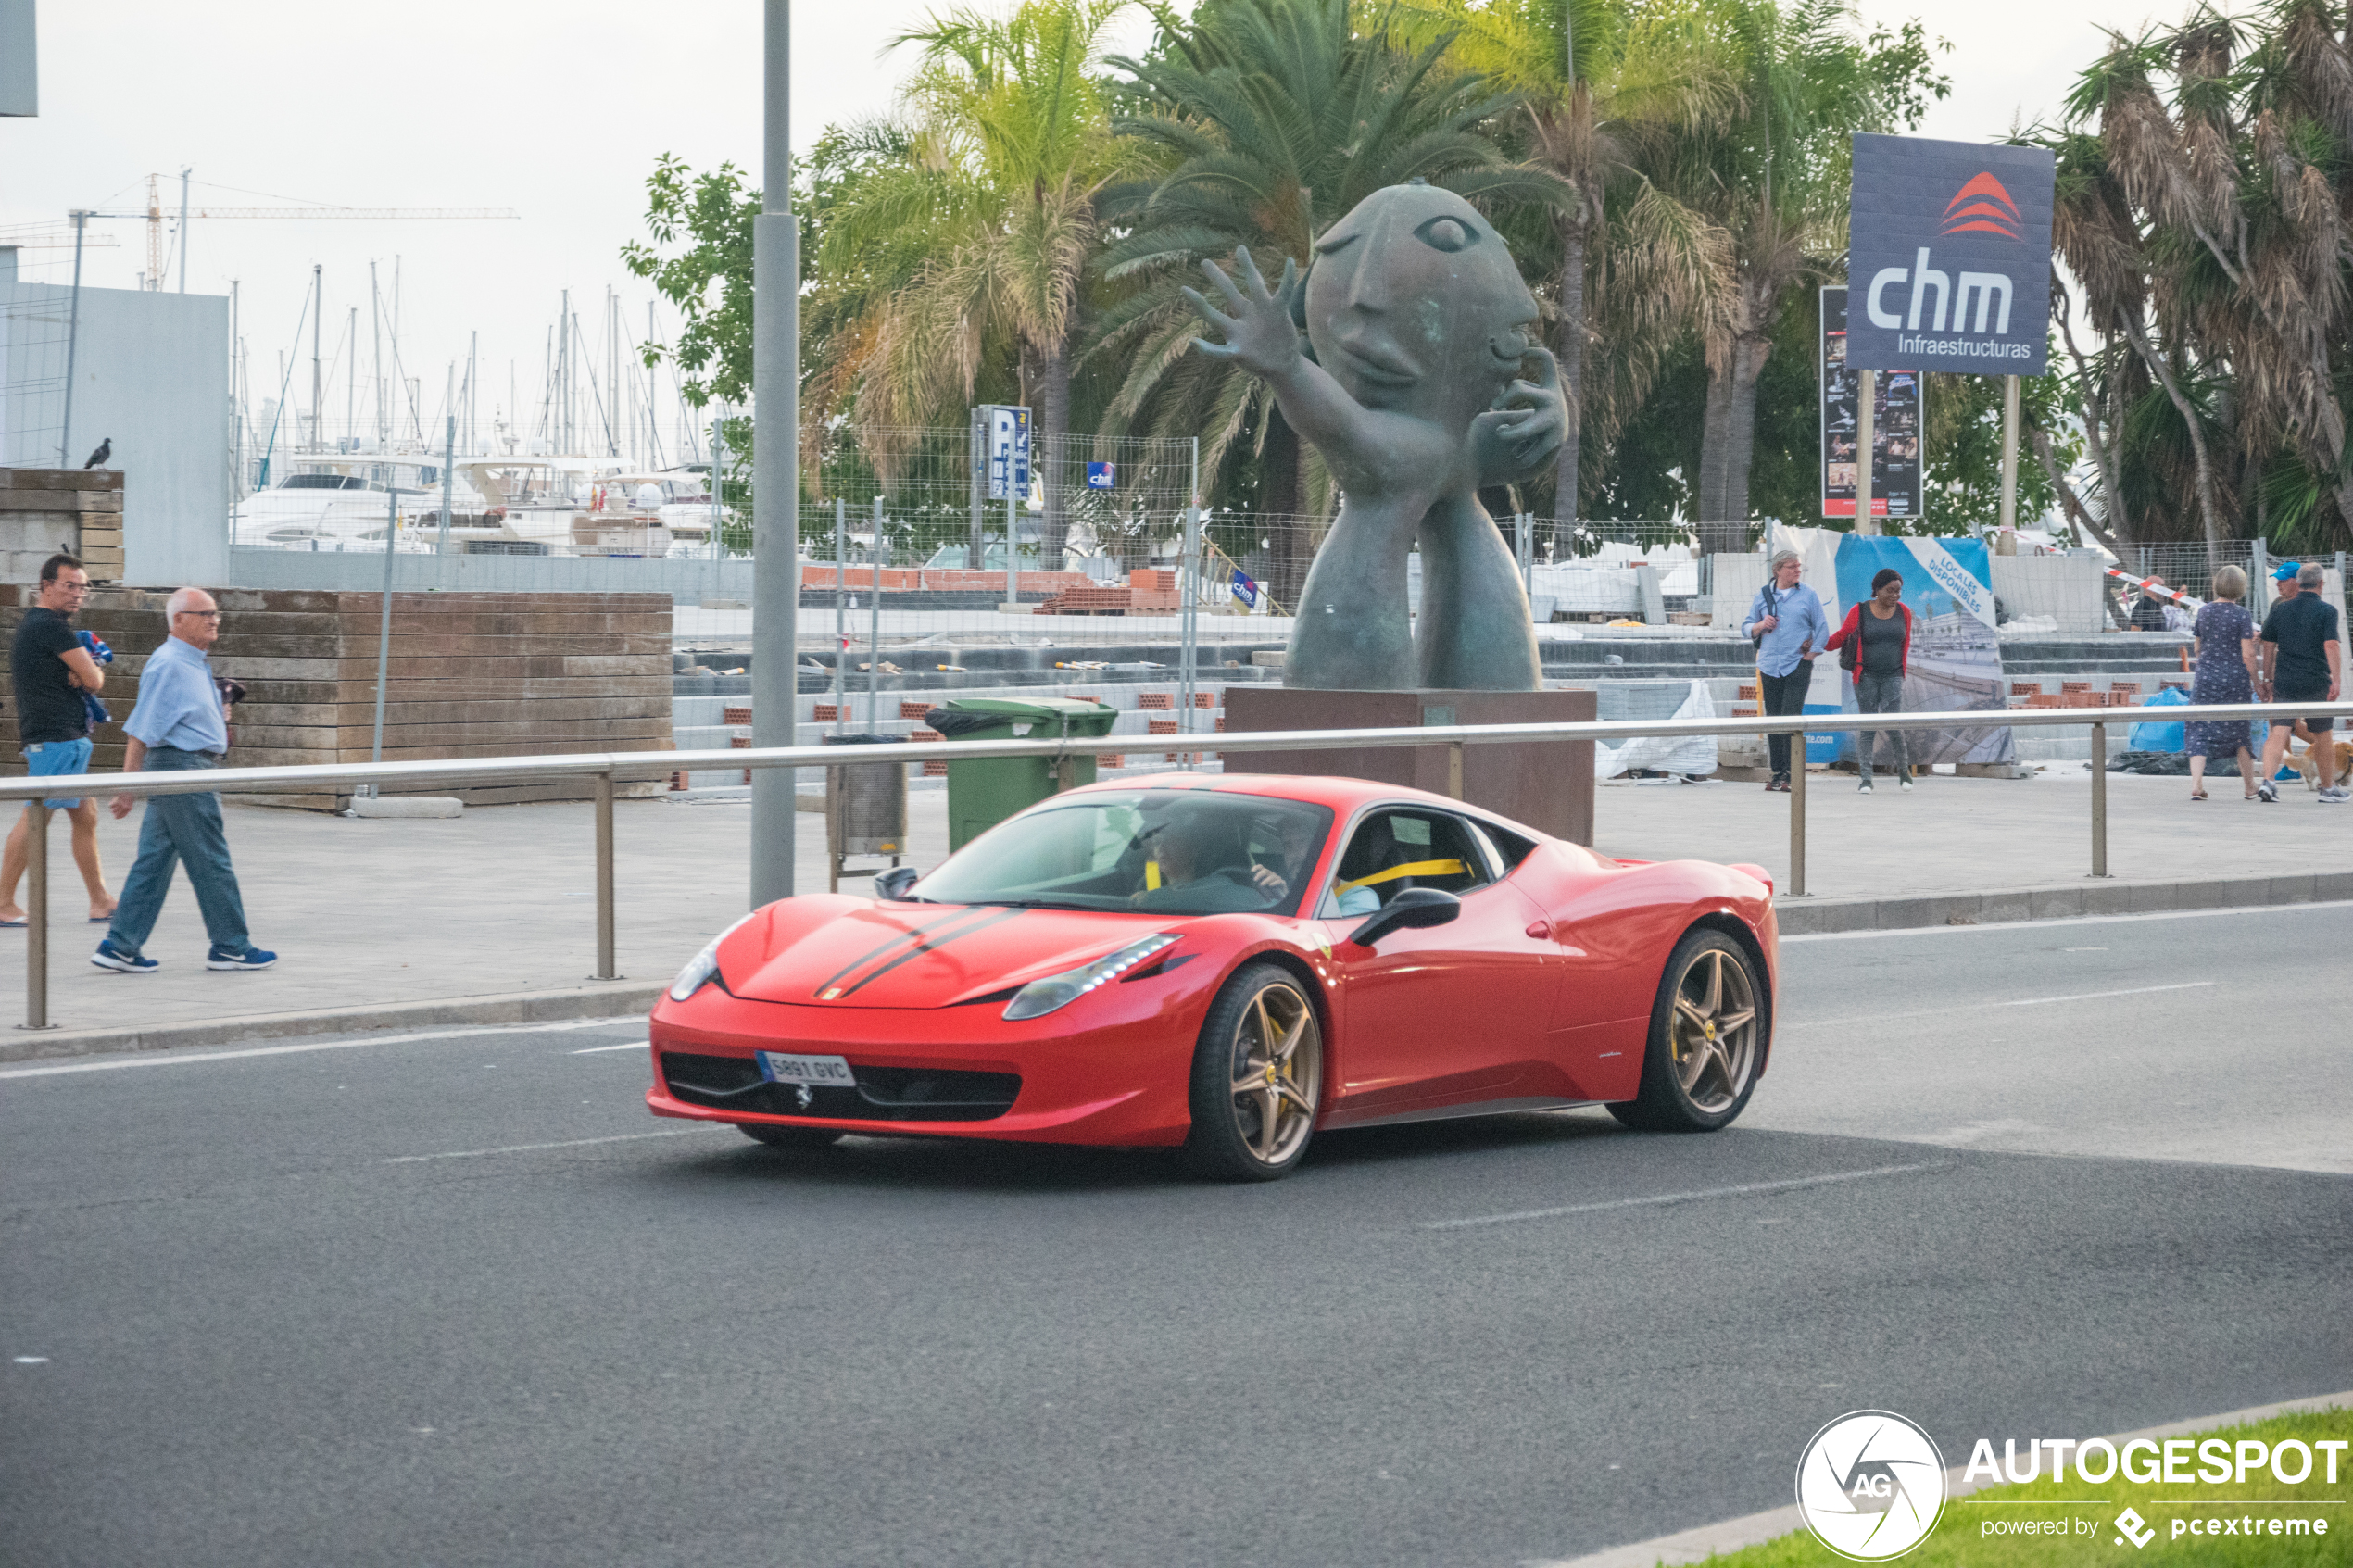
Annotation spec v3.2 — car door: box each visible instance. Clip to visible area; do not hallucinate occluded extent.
[1496,834,1674,1103]
[1317,806,1563,1123]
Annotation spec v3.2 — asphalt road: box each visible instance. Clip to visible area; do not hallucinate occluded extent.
[2,905,2347,1567]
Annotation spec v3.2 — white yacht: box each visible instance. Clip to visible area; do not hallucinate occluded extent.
[232,458,484,551]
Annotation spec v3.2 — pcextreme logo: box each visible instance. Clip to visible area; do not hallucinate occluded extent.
[1796,1411,1947,1560]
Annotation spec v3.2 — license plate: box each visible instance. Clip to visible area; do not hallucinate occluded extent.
[755,1051,856,1087]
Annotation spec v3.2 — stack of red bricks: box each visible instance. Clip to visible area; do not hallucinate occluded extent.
[1127,569,1179,611]
[1034,585,1136,615]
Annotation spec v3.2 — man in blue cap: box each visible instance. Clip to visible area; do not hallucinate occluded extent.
[2255,560,2345,803]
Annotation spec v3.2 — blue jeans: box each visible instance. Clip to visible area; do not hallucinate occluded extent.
[107,747,250,956]
[1856,671,1910,782]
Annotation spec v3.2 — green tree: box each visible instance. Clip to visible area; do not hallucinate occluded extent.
[2032,0,2353,553]
[1653,0,1945,547]
[1378,0,1741,521]
[622,156,761,408]
[813,0,1144,563]
[1093,0,1570,597]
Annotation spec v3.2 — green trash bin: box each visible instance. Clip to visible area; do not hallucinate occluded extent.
[926,697,1120,850]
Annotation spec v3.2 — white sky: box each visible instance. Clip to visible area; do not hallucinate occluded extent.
[2,0,2151,446]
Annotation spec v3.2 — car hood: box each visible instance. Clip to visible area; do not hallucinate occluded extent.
[726,901,1184,1009]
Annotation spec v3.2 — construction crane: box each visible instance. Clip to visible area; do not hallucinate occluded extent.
[76,171,520,290]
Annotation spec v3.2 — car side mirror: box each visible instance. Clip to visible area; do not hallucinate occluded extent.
[874,867,920,900]
[1346,886,1460,948]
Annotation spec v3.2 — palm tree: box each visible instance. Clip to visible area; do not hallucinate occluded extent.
[1377,0,1740,521]
[2040,2,2353,552]
[813,0,1142,563]
[1091,0,1570,597]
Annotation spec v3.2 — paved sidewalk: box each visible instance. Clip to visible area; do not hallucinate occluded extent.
[0,767,2345,1053]
[1600,763,2353,901]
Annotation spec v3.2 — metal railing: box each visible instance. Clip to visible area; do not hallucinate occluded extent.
[6,697,2347,1032]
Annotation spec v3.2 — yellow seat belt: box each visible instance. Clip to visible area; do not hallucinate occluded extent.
[1336,859,1465,894]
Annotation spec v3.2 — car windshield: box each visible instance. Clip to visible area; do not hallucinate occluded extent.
[912,790,1334,917]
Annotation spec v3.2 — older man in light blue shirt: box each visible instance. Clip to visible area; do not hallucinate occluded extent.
[1740,549,1829,790]
[93,588,275,974]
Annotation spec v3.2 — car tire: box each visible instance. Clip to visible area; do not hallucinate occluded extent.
[1606,928,1765,1133]
[737,1123,845,1152]
[1183,962,1324,1182]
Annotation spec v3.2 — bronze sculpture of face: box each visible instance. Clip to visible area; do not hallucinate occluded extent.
[1302,182,1542,424]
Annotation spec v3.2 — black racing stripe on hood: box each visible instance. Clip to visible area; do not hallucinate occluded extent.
[832,907,1029,999]
[808,908,998,997]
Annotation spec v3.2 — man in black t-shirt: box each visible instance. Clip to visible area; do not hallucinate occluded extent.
[2256,560,2347,802]
[0,554,116,922]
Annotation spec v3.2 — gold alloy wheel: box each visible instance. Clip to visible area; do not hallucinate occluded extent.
[1668,947,1758,1114]
[1228,982,1321,1166]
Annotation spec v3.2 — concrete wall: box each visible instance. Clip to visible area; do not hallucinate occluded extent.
[0,467,120,583]
[0,282,231,590]
[0,586,673,810]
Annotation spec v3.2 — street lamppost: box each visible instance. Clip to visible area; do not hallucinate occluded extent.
[750,0,800,907]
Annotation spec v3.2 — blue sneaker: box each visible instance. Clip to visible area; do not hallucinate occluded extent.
[92,939,158,974]
[207,944,277,972]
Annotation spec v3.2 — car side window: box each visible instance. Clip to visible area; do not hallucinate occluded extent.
[1468,819,1538,872]
[1323,809,1492,916]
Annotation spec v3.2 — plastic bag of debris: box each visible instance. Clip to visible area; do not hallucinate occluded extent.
[1595,680,1718,780]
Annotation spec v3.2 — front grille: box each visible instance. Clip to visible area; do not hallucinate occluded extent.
[660,1052,1020,1123]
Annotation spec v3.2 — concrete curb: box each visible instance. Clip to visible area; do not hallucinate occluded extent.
[1532,1387,2353,1568]
[0,982,665,1065]
[1774,869,2353,935]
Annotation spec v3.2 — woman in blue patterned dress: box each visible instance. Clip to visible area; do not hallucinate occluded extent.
[2186,565,2259,800]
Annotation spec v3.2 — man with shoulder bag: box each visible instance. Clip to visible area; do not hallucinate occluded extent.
[1741,550,1828,792]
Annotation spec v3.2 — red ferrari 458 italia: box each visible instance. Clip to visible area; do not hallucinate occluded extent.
[648,772,1777,1180]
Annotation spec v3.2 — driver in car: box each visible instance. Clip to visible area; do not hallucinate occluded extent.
[1127,813,1273,913]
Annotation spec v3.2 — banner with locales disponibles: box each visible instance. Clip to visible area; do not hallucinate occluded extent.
[1755,524,2016,766]
[1832,533,2016,766]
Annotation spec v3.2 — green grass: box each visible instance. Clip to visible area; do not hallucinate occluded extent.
[1684,1406,2353,1566]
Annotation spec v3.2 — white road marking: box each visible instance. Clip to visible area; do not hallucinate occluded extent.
[382,1128,721,1164]
[1422,1160,1950,1230]
[571,1040,651,1055]
[0,1017,644,1082]
[14,1356,48,1364]
[1781,900,2353,942]
[1793,980,2213,1030]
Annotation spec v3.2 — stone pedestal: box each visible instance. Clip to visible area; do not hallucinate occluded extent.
[1222,686,1596,845]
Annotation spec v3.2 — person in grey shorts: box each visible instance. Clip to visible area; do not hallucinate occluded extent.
[1825,568,1915,793]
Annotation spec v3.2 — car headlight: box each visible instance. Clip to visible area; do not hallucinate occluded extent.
[1002,934,1180,1022]
[668,913,756,1002]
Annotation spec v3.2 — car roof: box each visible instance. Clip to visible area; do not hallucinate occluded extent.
[1063,772,1551,839]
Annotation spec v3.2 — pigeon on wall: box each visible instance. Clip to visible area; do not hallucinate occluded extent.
[82,438,112,469]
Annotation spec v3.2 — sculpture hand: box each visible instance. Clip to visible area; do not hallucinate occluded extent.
[1471,345,1568,481]
[1184,247,1303,380]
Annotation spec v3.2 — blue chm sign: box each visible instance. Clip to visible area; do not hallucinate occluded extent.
[1085,462,1115,490]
